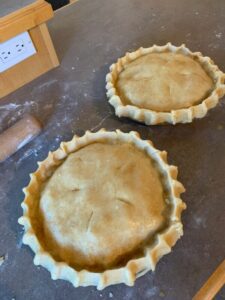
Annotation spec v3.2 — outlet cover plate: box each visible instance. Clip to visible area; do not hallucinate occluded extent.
[0,31,36,73]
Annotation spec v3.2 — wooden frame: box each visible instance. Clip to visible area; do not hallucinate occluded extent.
[0,0,59,98]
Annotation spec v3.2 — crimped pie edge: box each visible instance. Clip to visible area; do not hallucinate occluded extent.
[106,43,225,125]
[18,129,186,290]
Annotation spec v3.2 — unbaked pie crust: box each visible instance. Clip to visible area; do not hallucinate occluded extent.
[106,43,225,125]
[19,129,186,289]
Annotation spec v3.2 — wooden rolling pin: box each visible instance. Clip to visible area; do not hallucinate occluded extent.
[0,114,42,162]
[193,259,225,300]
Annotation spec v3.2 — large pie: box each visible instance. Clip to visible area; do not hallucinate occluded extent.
[106,43,225,125]
[19,129,186,289]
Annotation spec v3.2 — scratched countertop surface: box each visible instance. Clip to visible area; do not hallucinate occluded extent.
[0,0,225,299]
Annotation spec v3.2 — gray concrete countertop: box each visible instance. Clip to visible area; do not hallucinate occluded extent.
[0,0,34,18]
[0,0,225,299]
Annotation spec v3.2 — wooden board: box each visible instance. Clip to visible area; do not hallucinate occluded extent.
[0,0,53,43]
[0,0,59,98]
[0,23,59,98]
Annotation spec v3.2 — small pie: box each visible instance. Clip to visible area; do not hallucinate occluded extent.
[106,43,225,125]
[19,129,186,289]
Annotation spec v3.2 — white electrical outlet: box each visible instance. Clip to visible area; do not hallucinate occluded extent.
[0,31,36,73]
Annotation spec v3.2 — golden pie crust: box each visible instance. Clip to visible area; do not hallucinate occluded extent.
[19,129,186,289]
[106,43,225,125]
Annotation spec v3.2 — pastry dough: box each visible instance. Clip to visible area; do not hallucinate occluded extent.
[19,129,186,289]
[40,142,166,269]
[106,43,225,124]
[117,52,213,112]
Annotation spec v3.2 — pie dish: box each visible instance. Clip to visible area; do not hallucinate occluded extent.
[106,43,225,125]
[18,129,186,289]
